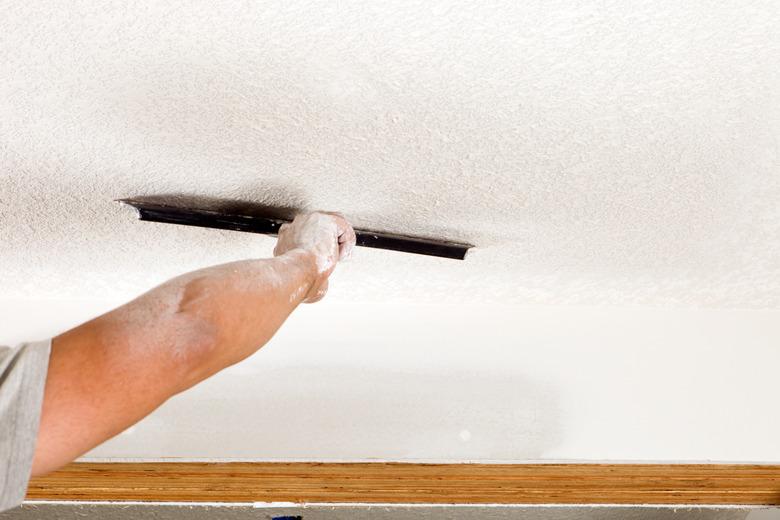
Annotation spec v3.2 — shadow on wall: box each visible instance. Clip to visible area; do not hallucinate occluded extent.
[90,365,563,460]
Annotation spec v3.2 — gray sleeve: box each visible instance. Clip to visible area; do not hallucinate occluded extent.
[0,340,51,513]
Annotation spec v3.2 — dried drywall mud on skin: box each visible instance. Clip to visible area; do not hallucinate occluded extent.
[101,259,291,361]
[1,1,778,307]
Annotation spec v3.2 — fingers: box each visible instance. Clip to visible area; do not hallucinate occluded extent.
[274,209,355,275]
[272,211,352,305]
[337,222,356,260]
[319,211,356,260]
[301,211,355,261]
[272,223,287,256]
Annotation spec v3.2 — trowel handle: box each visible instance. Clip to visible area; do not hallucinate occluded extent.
[121,200,471,260]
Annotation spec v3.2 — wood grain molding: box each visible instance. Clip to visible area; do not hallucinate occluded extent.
[27,462,780,505]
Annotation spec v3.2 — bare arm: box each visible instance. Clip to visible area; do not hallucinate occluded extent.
[31,212,355,476]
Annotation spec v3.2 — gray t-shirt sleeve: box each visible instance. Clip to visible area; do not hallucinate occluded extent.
[0,340,51,513]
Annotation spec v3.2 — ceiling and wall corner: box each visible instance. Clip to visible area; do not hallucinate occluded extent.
[1,1,780,466]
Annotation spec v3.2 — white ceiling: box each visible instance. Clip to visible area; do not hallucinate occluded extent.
[1,1,778,307]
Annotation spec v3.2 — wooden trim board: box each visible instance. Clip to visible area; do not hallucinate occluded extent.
[27,462,780,505]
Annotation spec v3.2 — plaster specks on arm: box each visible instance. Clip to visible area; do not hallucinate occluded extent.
[31,212,355,476]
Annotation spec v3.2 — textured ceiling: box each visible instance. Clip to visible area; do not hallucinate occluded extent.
[1,1,778,307]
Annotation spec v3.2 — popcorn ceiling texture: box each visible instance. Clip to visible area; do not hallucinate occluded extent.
[1,1,779,307]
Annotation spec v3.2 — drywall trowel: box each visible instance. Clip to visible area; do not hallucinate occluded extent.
[119,196,472,260]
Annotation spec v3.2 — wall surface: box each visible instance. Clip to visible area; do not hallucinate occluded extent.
[2,300,779,462]
[1,1,779,465]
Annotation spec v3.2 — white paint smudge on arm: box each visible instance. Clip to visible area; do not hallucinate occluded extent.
[31,212,355,478]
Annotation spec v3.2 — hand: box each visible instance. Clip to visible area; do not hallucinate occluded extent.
[273,212,356,303]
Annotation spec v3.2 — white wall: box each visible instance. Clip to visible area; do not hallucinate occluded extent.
[3,299,778,462]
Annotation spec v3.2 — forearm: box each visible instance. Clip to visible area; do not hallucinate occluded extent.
[32,249,318,475]
[166,249,319,387]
